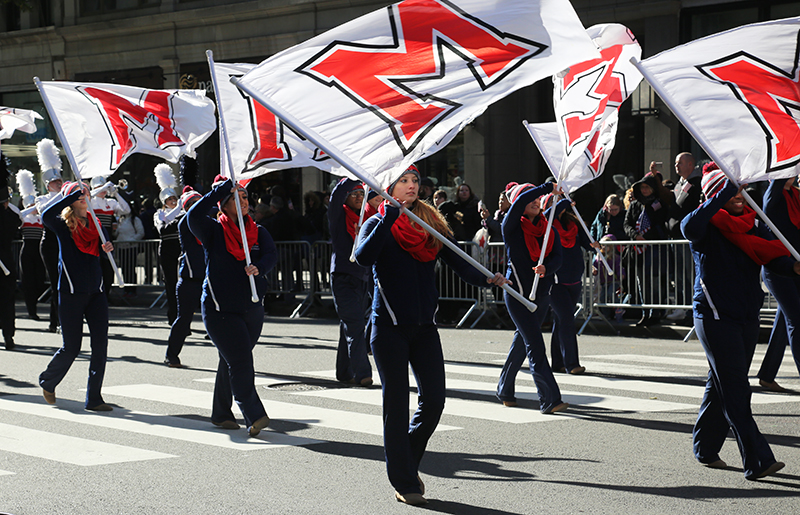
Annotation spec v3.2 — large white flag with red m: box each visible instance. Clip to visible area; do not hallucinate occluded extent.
[212,62,338,180]
[549,23,641,191]
[636,17,800,183]
[236,0,599,187]
[36,81,216,179]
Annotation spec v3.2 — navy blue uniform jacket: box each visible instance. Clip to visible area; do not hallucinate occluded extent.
[187,180,278,312]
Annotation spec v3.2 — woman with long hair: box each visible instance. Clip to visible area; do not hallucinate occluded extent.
[39,181,115,411]
[496,183,567,413]
[187,176,277,435]
[355,166,507,505]
[683,168,799,480]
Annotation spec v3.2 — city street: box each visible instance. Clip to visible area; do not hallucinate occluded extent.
[1,301,799,514]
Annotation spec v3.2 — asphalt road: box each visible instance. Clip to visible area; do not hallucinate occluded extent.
[1,301,799,514]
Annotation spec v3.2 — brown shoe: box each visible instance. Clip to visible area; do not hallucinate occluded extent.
[502,400,518,407]
[569,366,586,375]
[212,420,240,430]
[706,459,727,469]
[543,402,569,414]
[42,389,56,405]
[86,403,113,412]
[759,379,788,393]
[248,415,270,437]
[359,377,374,387]
[395,491,428,506]
[748,461,785,480]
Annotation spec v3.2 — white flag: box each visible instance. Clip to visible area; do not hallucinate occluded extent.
[637,17,800,183]
[0,107,42,140]
[237,0,598,187]
[37,81,217,179]
[212,62,339,180]
[551,23,641,189]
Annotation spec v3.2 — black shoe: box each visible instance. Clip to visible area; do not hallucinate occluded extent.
[29,314,41,321]
[48,325,59,333]
[4,337,15,351]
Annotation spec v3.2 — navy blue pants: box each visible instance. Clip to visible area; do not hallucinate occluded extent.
[550,282,582,372]
[371,323,444,496]
[758,271,800,381]
[165,277,202,364]
[203,303,267,427]
[497,287,563,412]
[332,272,372,383]
[39,291,108,409]
[693,315,778,478]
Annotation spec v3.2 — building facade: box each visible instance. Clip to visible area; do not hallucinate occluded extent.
[2,0,799,212]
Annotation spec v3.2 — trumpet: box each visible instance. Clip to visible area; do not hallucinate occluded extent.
[116,179,128,191]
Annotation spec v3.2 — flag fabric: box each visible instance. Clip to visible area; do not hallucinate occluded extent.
[550,23,641,191]
[637,16,800,183]
[0,107,42,140]
[237,0,599,187]
[37,81,217,179]
[212,61,339,180]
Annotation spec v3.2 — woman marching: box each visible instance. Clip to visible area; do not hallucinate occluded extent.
[39,181,115,411]
[683,167,799,480]
[545,195,599,375]
[354,166,507,506]
[496,183,567,413]
[187,176,276,435]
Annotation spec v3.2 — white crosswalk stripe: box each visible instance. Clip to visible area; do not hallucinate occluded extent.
[1,349,797,471]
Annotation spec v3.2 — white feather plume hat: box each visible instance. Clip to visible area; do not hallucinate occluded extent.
[154,163,179,203]
[16,169,37,207]
[36,139,63,185]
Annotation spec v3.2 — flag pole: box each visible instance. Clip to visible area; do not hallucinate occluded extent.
[349,185,370,263]
[232,77,537,312]
[207,51,260,303]
[524,120,614,276]
[631,57,800,261]
[34,77,126,288]
[0,257,9,276]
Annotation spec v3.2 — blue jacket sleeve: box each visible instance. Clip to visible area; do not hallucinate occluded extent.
[354,204,400,267]
[42,191,81,233]
[187,179,232,245]
[681,180,737,243]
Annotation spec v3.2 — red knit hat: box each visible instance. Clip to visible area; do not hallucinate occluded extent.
[506,183,534,204]
[701,163,726,199]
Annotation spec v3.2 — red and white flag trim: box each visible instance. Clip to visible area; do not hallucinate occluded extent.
[637,16,800,183]
[237,0,598,187]
[37,81,216,179]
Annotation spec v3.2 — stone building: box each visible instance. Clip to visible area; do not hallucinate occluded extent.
[2,0,799,214]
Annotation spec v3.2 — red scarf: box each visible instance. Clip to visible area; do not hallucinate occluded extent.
[378,202,439,262]
[218,212,258,261]
[554,218,578,249]
[344,205,361,241]
[710,205,790,265]
[520,214,554,261]
[71,214,101,256]
[783,186,800,229]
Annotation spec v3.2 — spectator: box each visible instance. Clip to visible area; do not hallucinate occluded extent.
[593,234,627,322]
[115,202,145,297]
[419,177,435,203]
[624,172,670,326]
[433,189,447,209]
[454,183,482,241]
[480,187,512,243]
[302,190,328,242]
[590,194,626,242]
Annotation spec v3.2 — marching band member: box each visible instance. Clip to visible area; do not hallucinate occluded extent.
[0,168,21,350]
[153,164,182,325]
[496,183,567,413]
[34,139,64,333]
[354,166,508,505]
[187,176,276,435]
[89,175,131,294]
[164,187,204,368]
[683,167,800,480]
[39,181,115,411]
[14,170,46,321]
